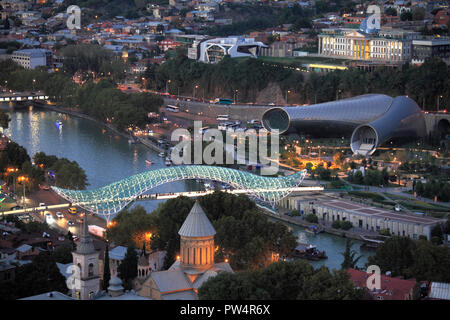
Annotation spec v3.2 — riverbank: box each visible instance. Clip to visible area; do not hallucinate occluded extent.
[257,204,373,241]
[34,102,164,153]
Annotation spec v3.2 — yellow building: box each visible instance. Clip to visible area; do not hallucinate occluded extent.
[318,29,416,64]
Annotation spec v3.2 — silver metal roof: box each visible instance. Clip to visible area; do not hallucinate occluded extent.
[178,201,216,238]
[429,282,450,300]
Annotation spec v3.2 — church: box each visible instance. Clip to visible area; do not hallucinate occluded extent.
[137,201,234,300]
[22,201,233,300]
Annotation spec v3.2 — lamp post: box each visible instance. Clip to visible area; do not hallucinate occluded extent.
[193,84,198,98]
[32,79,36,92]
[166,79,171,94]
[285,90,291,105]
[437,95,443,112]
[18,176,28,210]
[234,89,238,104]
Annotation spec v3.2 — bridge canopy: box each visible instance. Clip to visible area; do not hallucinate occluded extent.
[52,165,306,220]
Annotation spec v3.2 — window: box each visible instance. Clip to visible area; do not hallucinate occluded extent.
[88,263,94,277]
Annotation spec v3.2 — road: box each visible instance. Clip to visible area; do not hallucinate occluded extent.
[14,189,108,236]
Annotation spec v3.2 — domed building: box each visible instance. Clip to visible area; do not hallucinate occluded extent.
[139,201,233,300]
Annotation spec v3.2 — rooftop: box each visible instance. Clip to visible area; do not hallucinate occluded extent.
[348,268,417,300]
[315,198,446,226]
[178,201,216,238]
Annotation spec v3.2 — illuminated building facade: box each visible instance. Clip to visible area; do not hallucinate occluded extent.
[318,28,419,63]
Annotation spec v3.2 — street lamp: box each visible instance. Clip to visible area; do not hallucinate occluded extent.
[17,176,28,210]
[193,84,199,98]
[285,90,291,104]
[32,79,36,92]
[437,95,443,112]
[234,89,238,103]
[166,79,171,94]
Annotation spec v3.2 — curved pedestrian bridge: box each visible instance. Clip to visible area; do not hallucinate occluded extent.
[52,165,306,218]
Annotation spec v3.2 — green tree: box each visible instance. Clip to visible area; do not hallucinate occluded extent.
[103,244,111,291]
[341,239,362,269]
[305,213,318,223]
[117,244,138,290]
[52,243,74,264]
[10,252,68,299]
[367,236,416,277]
[0,110,11,131]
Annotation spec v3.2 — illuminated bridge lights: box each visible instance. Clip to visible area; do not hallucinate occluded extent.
[52,165,306,220]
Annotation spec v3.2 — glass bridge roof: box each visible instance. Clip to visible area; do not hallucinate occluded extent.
[52,165,306,220]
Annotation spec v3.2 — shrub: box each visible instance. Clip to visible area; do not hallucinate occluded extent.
[305,213,318,223]
[340,221,353,230]
[332,220,341,229]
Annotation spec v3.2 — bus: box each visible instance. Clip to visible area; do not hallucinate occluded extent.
[216,114,229,121]
[214,98,233,105]
[166,105,179,113]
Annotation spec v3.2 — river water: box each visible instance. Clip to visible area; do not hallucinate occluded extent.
[3,105,373,270]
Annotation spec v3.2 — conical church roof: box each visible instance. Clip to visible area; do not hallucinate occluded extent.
[178,201,216,238]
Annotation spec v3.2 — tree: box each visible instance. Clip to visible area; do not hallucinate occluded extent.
[198,260,367,300]
[305,213,318,223]
[385,7,397,16]
[103,244,111,291]
[0,110,11,131]
[400,11,413,21]
[117,243,138,290]
[341,239,362,269]
[8,252,68,299]
[367,237,416,277]
[0,141,30,170]
[52,243,74,264]
[412,7,425,21]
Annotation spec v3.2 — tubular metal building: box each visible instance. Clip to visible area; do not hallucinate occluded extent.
[261,94,426,156]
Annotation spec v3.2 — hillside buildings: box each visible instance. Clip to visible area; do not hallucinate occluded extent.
[10,48,51,69]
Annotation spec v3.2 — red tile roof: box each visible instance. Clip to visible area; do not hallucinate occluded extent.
[348,268,417,300]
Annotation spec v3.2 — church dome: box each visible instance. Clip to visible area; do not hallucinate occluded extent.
[178,201,216,238]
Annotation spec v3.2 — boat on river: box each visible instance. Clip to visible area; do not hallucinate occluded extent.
[305,225,323,235]
[145,159,152,165]
[293,242,327,261]
[360,234,388,251]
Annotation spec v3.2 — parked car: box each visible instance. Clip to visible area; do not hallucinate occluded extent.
[67,221,75,226]
[56,212,64,219]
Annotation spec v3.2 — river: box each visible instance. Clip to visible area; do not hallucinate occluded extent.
[3,105,374,270]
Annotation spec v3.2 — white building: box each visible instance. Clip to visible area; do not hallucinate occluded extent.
[196,37,267,63]
[318,29,420,64]
[11,49,50,69]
